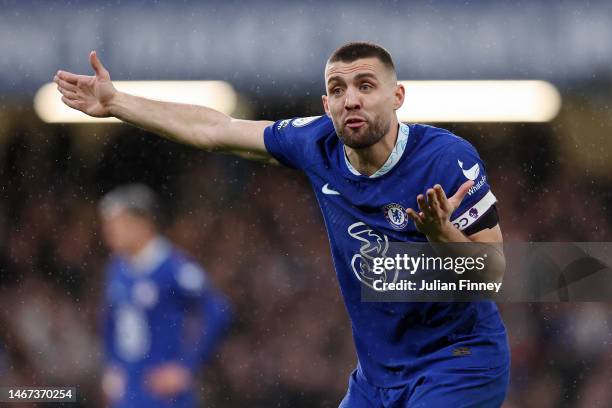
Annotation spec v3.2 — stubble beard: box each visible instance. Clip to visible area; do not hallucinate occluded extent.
[333,115,391,149]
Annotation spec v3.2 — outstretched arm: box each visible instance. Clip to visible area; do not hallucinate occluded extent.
[54,51,274,161]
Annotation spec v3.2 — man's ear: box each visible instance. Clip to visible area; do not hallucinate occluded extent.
[322,94,330,116]
[393,83,405,110]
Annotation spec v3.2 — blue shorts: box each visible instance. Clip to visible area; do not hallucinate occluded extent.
[339,356,509,408]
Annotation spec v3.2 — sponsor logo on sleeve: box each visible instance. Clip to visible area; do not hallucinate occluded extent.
[468,175,487,196]
[292,116,321,127]
[458,159,480,181]
[457,159,487,196]
[277,119,291,131]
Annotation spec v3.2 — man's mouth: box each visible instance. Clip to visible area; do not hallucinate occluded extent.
[345,117,367,129]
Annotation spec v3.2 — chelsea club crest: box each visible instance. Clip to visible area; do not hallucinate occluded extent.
[383,203,409,230]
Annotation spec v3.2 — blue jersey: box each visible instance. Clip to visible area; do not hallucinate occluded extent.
[264,115,508,387]
[103,237,232,408]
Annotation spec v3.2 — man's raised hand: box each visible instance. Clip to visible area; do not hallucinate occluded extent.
[406,180,474,239]
[54,51,117,118]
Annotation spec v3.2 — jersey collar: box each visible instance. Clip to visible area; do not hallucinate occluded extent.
[344,122,410,178]
[130,235,171,274]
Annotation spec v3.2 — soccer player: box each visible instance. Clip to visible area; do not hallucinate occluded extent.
[98,184,232,408]
[56,42,509,407]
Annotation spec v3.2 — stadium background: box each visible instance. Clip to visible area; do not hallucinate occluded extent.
[1,1,612,407]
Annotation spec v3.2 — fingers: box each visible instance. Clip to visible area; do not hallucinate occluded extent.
[418,188,441,218]
[89,50,109,79]
[55,75,80,104]
[55,78,77,93]
[58,87,78,100]
[416,193,430,217]
[55,70,86,85]
[448,180,474,210]
[406,208,424,231]
[426,188,440,211]
[61,96,81,110]
[410,185,448,233]
[433,184,449,212]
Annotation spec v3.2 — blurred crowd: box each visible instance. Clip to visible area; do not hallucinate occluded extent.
[1,116,611,407]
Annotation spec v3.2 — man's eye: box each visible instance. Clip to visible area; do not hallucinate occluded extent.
[360,84,373,91]
[332,88,343,96]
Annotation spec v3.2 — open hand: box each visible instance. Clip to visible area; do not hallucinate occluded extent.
[406,180,474,238]
[53,51,116,117]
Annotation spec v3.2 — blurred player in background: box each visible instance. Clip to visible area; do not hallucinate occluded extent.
[57,42,508,407]
[98,184,232,408]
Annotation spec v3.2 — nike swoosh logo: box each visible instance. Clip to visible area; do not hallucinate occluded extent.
[322,183,340,195]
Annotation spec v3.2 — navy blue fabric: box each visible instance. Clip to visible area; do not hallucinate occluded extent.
[264,116,509,390]
[103,245,231,408]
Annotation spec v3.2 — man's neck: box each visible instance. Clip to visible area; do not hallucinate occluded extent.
[127,231,157,258]
[344,119,399,176]
[128,234,170,273]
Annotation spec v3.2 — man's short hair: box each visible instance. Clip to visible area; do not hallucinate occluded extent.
[99,183,158,222]
[328,42,396,73]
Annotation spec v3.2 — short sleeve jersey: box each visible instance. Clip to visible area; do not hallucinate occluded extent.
[264,115,507,387]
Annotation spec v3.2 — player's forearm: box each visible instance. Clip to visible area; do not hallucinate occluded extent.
[426,222,505,283]
[108,91,230,150]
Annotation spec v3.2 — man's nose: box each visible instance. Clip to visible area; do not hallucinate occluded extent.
[344,87,361,110]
